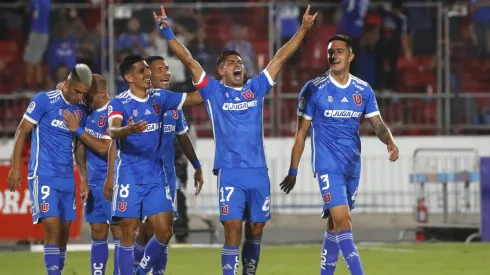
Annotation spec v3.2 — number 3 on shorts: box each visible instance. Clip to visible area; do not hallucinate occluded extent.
[219,187,234,202]
[320,174,330,190]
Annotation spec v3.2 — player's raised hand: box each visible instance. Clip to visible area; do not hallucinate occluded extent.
[153,5,168,28]
[103,177,114,202]
[194,167,204,196]
[280,174,297,194]
[301,5,318,30]
[127,116,148,134]
[388,140,399,162]
[56,80,67,92]
[7,167,21,192]
[63,109,80,132]
[80,179,89,202]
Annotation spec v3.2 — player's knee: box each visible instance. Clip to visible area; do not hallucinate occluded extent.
[90,223,109,240]
[110,225,122,239]
[245,222,265,240]
[335,215,352,232]
[135,223,153,244]
[223,220,242,245]
[120,219,139,243]
[42,218,62,244]
[153,225,173,244]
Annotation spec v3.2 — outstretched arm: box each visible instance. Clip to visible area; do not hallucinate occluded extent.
[367,115,399,162]
[265,5,317,81]
[183,91,204,106]
[153,6,204,84]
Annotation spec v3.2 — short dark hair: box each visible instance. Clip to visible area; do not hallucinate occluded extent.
[216,50,241,68]
[327,34,353,53]
[145,56,165,66]
[119,55,144,80]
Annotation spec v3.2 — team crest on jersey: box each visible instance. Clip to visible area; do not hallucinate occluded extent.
[98,116,107,127]
[152,103,160,115]
[40,203,49,213]
[74,110,82,120]
[171,110,178,118]
[323,193,331,204]
[118,202,127,212]
[225,92,229,98]
[328,96,333,103]
[299,97,305,109]
[27,102,36,114]
[242,90,254,100]
[352,94,362,106]
[108,105,113,114]
[221,205,229,215]
[58,109,63,116]
[133,109,138,117]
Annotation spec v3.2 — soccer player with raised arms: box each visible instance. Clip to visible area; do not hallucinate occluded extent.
[104,55,203,275]
[153,5,317,275]
[7,64,92,275]
[62,74,122,275]
[279,34,400,275]
[130,55,204,275]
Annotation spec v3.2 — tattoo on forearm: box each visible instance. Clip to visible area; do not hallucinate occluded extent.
[370,117,393,145]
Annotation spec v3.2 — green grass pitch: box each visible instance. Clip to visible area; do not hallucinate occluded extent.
[1,243,489,274]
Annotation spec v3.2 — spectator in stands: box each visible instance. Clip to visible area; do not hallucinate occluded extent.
[337,0,370,75]
[469,0,490,58]
[23,0,50,90]
[275,0,302,87]
[188,28,218,78]
[47,27,79,80]
[377,0,412,91]
[53,8,88,42]
[117,17,149,56]
[356,24,380,87]
[224,25,258,77]
[115,49,131,95]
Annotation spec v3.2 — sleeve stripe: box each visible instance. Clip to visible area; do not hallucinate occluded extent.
[109,111,122,118]
[108,114,123,122]
[193,71,206,85]
[176,126,189,135]
[194,75,210,90]
[23,114,38,125]
[365,111,380,118]
[101,135,112,140]
[297,111,313,120]
[263,69,276,86]
[177,93,187,110]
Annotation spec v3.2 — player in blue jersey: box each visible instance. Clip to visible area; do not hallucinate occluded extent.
[62,74,122,275]
[279,34,400,275]
[102,55,203,275]
[153,5,317,274]
[129,55,203,275]
[7,64,92,275]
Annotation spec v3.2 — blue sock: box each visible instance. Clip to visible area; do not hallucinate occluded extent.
[337,230,364,275]
[133,240,145,272]
[136,237,168,275]
[118,245,134,275]
[44,244,61,275]
[59,248,66,271]
[151,246,168,275]
[242,239,261,275]
[320,231,339,275]
[91,238,109,275]
[113,238,120,275]
[222,245,239,275]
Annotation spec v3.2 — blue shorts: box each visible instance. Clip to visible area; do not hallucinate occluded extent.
[316,172,360,219]
[28,176,76,224]
[112,171,173,221]
[217,168,271,223]
[85,185,112,224]
[170,187,178,220]
[164,171,178,219]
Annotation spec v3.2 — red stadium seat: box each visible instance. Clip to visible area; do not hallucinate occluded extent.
[0,41,19,64]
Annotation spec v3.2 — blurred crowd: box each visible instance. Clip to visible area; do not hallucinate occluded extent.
[0,0,490,136]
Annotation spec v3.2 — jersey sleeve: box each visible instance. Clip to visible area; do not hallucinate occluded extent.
[108,98,124,122]
[193,72,219,100]
[250,69,276,98]
[23,93,48,125]
[364,86,380,118]
[297,81,315,120]
[175,110,189,135]
[161,90,186,112]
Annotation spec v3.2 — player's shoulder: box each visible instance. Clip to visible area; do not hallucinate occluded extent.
[149,88,166,97]
[112,90,132,104]
[304,72,330,93]
[349,74,373,92]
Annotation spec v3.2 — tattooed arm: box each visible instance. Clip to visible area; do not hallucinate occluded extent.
[368,115,399,162]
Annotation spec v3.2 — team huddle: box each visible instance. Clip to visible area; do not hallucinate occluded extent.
[7,5,398,275]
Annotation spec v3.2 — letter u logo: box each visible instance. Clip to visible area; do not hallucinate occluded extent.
[241,90,254,100]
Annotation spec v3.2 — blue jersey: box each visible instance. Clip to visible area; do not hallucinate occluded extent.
[85,103,111,186]
[107,89,185,182]
[338,0,369,37]
[297,72,379,177]
[162,110,188,189]
[194,70,275,172]
[30,0,50,33]
[23,90,87,178]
